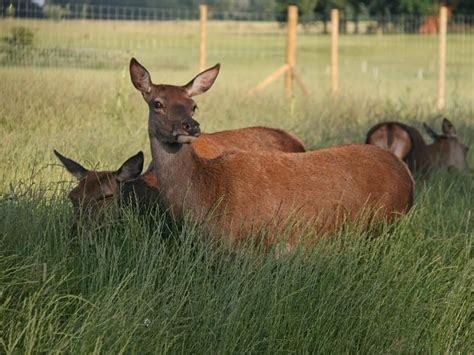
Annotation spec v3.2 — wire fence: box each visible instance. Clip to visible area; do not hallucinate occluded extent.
[0,3,473,103]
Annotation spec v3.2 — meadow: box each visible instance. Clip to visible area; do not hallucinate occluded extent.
[0,18,473,353]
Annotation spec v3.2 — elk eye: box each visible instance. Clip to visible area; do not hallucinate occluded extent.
[153,101,163,109]
[192,105,198,114]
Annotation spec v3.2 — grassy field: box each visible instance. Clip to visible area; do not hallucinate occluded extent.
[1,18,473,353]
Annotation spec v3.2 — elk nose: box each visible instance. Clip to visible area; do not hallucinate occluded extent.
[182,118,200,136]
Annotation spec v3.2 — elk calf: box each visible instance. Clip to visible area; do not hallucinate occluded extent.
[54,150,156,219]
[366,119,469,174]
[130,58,414,246]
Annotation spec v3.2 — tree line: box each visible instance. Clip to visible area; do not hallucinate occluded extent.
[2,0,473,19]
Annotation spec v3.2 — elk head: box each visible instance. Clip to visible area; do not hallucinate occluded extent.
[423,118,469,172]
[129,58,220,145]
[54,150,144,218]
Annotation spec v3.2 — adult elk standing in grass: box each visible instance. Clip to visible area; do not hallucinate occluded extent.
[366,119,469,174]
[55,128,305,219]
[130,58,414,248]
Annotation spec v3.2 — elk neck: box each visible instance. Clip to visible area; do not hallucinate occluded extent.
[149,135,196,217]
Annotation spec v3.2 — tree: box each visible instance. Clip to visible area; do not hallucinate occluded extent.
[348,0,371,33]
[249,0,276,13]
[398,0,437,15]
[449,0,474,14]
[275,0,319,23]
[314,0,330,33]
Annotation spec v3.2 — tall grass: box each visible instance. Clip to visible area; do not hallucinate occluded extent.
[1,172,472,352]
[1,20,473,352]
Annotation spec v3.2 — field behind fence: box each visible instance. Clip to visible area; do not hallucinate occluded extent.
[1,4,473,111]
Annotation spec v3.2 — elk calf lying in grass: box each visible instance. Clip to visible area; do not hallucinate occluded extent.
[55,127,305,219]
[366,118,469,174]
[54,150,157,219]
[130,58,415,247]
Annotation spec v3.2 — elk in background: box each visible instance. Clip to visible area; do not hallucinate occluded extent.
[366,118,469,174]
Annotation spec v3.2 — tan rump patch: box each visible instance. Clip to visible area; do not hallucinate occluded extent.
[368,126,389,150]
[390,126,412,159]
[368,124,412,160]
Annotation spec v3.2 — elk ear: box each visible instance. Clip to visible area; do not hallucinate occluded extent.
[130,58,152,94]
[441,118,457,137]
[115,151,144,182]
[54,149,88,180]
[423,123,439,141]
[184,63,220,97]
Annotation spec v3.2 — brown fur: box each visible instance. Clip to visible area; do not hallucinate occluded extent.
[68,170,160,217]
[366,120,469,174]
[129,58,414,248]
[419,16,439,34]
[67,171,118,217]
[60,127,305,218]
[151,137,414,247]
[120,168,160,209]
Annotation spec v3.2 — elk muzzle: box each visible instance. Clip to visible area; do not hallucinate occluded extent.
[181,118,200,136]
[173,117,201,144]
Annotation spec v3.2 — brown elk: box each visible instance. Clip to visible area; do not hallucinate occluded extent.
[55,127,305,218]
[366,119,469,174]
[130,58,414,247]
[54,150,157,219]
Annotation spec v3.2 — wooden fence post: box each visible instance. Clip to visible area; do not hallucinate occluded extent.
[249,5,308,98]
[199,4,207,72]
[437,5,448,111]
[285,5,298,98]
[331,9,339,97]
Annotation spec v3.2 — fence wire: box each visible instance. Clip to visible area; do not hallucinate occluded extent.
[0,3,473,103]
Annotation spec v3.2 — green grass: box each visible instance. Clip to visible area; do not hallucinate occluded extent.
[1,18,473,353]
[1,175,473,352]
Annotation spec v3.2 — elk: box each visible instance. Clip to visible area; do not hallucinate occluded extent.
[55,128,305,218]
[366,119,469,174]
[130,58,414,247]
[54,150,157,219]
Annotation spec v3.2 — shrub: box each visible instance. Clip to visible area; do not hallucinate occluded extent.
[0,27,35,65]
